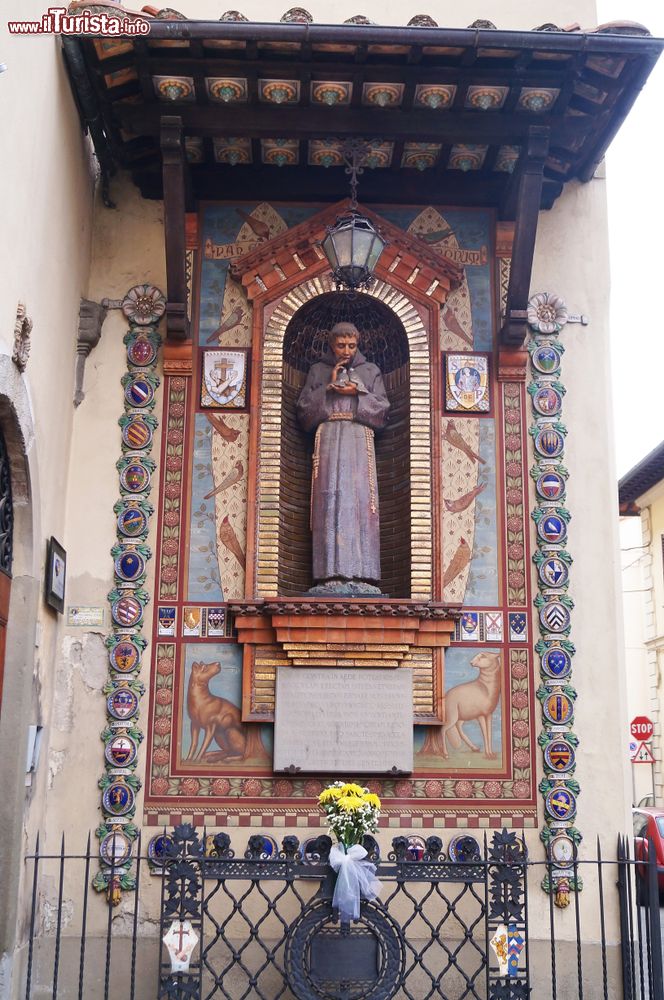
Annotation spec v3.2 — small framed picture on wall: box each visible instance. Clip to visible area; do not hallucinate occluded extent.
[45,536,66,614]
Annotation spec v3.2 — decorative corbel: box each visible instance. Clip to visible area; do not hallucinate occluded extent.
[160,115,190,343]
[12,302,33,373]
[499,126,550,349]
[74,298,107,406]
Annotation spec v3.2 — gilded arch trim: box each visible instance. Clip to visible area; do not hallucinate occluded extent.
[255,273,432,599]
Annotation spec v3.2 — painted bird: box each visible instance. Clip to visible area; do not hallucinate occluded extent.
[444,481,487,513]
[206,413,240,442]
[420,224,454,244]
[443,420,486,465]
[206,305,245,344]
[442,304,473,345]
[442,537,472,588]
[219,515,245,568]
[204,460,244,500]
[236,208,271,240]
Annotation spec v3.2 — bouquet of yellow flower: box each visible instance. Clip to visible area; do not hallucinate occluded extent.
[318,781,381,851]
[318,782,382,921]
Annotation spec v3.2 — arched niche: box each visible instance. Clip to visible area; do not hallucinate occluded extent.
[254,272,433,600]
[279,291,410,597]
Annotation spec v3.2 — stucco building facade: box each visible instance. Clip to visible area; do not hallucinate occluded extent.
[620,444,664,809]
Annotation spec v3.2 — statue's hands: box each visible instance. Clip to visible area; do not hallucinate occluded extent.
[329,383,358,395]
[328,362,358,394]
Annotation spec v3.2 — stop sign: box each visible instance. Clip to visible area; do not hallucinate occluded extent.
[630,716,654,739]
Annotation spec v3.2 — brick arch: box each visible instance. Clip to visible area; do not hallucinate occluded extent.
[253,272,432,600]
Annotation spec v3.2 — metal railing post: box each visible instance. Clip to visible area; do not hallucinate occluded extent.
[647,837,663,1000]
[617,836,634,1000]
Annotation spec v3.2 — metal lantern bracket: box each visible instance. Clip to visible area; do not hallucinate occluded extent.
[319,140,389,295]
[343,138,369,211]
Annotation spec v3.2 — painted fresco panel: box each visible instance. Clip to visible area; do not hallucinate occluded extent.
[442,418,499,606]
[179,644,272,768]
[187,413,248,601]
[415,647,503,770]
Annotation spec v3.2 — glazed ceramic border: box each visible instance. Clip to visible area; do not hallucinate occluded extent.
[527,298,582,907]
[93,285,164,901]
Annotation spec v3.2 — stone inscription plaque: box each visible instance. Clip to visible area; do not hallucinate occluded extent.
[273,666,413,774]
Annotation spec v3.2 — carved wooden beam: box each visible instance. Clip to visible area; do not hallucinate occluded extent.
[160,115,189,342]
[120,102,591,145]
[499,125,550,349]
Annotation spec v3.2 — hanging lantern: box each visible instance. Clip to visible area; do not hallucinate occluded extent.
[319,140,387,292]
[321,212,386,292]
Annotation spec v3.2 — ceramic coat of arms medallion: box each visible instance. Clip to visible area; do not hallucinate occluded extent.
[535,471,566,502]
[117,506,149,538]
[105,735,139,768]
[531,343,561,375]
[532,386,563,417]
[124,375,156,408]
[111,595,143,628]
[537,513,567,545]
[127,336,158,368]
[544,739,575,773]
[109,639,141,673]
[99,830,132,866]
[114,549,146,583]
[444,353,490,413]
[542,691,574,726]
[545,786,577,822]
[103,781,136,816]
[120,462,151,494]
[122,416,153,450]
[549,834,576,867]
[539,601,571,633]
[107,687,139,720]
[538,556,569,589]
[540,645,572,680]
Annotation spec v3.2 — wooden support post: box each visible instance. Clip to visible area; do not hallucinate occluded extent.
[499,125,550,349]
[160,115,189,343]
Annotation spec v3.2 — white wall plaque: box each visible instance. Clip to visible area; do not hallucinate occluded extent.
[274,666,413,774]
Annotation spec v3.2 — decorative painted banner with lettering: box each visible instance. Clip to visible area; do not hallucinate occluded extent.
[527,292,581,908]
[204,238,264,259]
[93,284,164,904]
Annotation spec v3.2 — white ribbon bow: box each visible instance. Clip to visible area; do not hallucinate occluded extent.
[329,843,382,922]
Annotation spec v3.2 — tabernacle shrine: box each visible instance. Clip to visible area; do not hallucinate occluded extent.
[0,1,661,996]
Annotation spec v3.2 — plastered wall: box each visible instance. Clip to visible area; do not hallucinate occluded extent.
[0,2,96,988]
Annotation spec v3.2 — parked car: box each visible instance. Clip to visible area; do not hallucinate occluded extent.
[632,807,664,903]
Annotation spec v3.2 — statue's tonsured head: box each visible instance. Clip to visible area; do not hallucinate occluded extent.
[328,321,360,345]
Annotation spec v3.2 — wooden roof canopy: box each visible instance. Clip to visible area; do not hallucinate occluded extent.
[619,440,664,512]
[62,9,662,345]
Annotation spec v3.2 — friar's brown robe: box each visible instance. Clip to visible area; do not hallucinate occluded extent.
[296,348,390,585]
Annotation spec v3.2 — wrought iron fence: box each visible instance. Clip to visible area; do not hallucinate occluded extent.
[18,828,664,1000]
